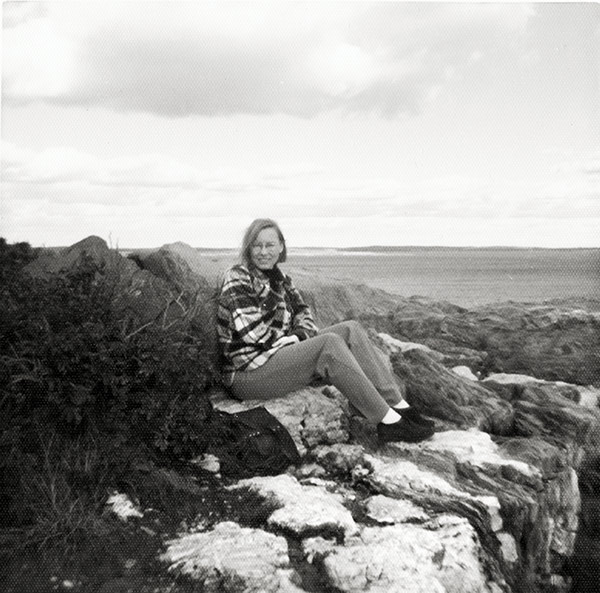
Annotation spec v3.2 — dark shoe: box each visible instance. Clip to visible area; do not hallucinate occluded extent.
[396,406,435,429]
[377,416,434,445]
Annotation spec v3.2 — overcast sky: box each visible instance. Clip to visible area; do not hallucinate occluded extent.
[1,1,599,248]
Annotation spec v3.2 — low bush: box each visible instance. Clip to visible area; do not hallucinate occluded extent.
[0,239,219,547]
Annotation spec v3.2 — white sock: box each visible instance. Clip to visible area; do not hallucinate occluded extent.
[393,400,410,410]
[380,408,402,424]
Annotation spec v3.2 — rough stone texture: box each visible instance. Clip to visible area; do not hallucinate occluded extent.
[229,474,359,537]
[377,331,487,371]
[160,521,303,593]
[211,387,349,456]
[366,297,600,386]
[513,399,600,445]
[577,384,600,409]
[452,365,480,381]
[358,428,583,591]
[303,517,500,593]
[482,373,581,404]
[25,236,205,327]
[310,443,367,476]
[209,348,597,592]
[364,495,429,524]
[391,349,515,435]
[361,451,505,533]
[377,333,443,359]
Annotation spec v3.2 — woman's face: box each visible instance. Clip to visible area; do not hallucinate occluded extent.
[250,227,284,270]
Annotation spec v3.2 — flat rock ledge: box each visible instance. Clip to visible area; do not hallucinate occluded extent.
[160,521,305,593]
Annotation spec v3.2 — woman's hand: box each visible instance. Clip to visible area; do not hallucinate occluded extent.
[273,335,300,349]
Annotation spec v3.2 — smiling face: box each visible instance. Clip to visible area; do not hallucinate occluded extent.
[250,227,284,270]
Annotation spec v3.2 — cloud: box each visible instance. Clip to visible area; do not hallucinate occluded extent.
[4,140,598,225]
[0,140,321,194]
[2,2,534,117]
[1,140,204,187]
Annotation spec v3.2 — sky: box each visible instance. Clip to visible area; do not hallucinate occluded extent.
[1,1,599,248]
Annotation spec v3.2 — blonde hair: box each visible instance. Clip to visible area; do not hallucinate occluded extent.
[240,218,287,267]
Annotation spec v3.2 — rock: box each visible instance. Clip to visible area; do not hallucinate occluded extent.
[364,495,429,525]
[362,452,505,533]
[190,453,220,474]
[377,332,485,371]
[105,492,143,521]
[391,349,514,435]
[148,241,408,328]
[303,517,500,593]
[452,366,479,381]
[291,274,405,328]
[129,246,213,300]
[356,426,584,590]
[24,236,194,327]
[401,429,543,489]
[482,373,580,404]
[513,400,599,445]
[229,474,359,537]
[377,333,442,359]
[161,521,302,593]
[577,385,600,409]
[369,298,600,385]
[310,443,366,476]
[211,387,349,456]
[26,236,118,276]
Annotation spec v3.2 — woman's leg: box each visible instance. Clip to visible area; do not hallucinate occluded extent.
[319,320,403,407]
[231,332,391,423]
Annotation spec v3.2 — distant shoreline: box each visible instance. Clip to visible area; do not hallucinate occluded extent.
[123,245,600,254]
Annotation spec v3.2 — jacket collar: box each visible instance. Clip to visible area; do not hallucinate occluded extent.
[248,263,285,284]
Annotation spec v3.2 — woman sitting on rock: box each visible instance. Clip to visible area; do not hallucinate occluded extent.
[217,218,434,445]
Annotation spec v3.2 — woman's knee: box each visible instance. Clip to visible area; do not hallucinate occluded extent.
[344,319,362,332]
[322,332,348,352]
[340,319,366,340]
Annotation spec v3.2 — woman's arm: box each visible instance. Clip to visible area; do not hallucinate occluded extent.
[283,275,319,340]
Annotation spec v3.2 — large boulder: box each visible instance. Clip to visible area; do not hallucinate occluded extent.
[25,236,189,326]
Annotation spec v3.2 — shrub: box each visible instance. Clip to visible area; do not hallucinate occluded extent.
[0,239,219,545]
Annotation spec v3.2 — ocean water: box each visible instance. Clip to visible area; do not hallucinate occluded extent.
[285,248,600,308]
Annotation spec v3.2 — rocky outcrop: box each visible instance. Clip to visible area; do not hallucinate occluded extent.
[25,236,203,327]
[191,353,598,593]
[362,299,600,386]
[25,238,600,592]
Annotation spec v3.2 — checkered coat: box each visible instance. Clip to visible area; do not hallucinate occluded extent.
[217,264,318,386]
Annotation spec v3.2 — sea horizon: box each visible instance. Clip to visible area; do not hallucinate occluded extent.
[27,240,599,308]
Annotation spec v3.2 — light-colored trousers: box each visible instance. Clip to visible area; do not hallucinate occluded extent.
[230,320,403,423]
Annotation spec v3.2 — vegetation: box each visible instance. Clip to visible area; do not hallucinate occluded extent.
[0,238,219,550]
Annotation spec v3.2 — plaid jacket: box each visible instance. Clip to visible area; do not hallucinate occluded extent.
[217,264,318,386]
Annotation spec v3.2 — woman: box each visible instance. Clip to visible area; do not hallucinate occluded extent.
[217,218,434,444]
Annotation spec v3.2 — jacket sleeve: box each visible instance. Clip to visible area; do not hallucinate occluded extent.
[284,275,319,340]
[219,267,279,350]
